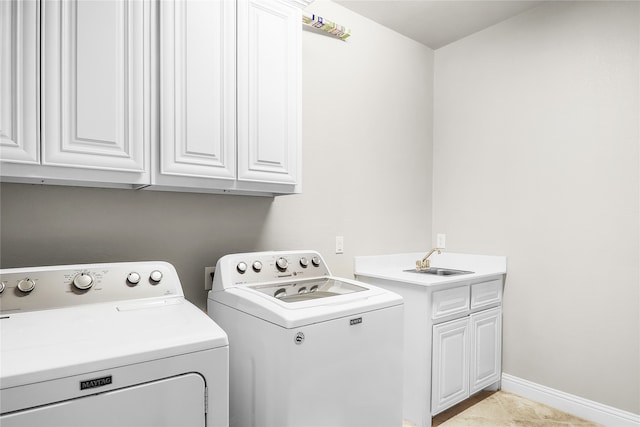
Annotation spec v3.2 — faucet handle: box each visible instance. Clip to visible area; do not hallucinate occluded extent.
[415,247,443,271]
[416,258,431,271]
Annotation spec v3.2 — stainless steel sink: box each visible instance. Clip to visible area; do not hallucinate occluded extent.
[404,268,474,276]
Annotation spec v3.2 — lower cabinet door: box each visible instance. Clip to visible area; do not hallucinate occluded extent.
[470,307,502,394]
[431,317,470,415]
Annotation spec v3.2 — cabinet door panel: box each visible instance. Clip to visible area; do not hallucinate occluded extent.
[432,317,469,415]
[0,0,39,164]
[42,0,146,172]
[237,0,299,185]
[470,308,502,394]
[158,0,235,181]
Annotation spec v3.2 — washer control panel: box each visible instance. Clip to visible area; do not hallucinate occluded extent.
[212,250,331,289]
[0,261,181,314]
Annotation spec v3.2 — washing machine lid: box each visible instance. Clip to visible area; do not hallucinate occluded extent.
[209,251,403,328]
[251,278,367,303]
[0,297,227,389]
[210,275,402,328]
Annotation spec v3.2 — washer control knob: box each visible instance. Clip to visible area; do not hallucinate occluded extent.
[299,257,309,268]
[311,256,321,267]
[127,272,141,285]
[150,270,163,283]
[252,261,263,272]
[276,257,288,272]
[237,262,248,274]
[73,273,93,290]
[0,281,5,294]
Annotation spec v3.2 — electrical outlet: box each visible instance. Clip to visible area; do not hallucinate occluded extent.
[204,266,216,291]
[436,233,446,248]
[335,236,344,254]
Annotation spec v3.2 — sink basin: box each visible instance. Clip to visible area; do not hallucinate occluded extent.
[404,268,474,276]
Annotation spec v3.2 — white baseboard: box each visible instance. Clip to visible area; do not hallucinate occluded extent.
[501,373,640,427]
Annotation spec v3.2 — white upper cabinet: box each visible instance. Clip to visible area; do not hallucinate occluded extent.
[1,0,150,188]
[156,0,306,195]
[1,0,307,195]
[155,0,236,189]
[237,0,301,188]
[0,0,39,164]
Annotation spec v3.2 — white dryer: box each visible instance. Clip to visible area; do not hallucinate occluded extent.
[207,250,404,427]
[0,261,229,427]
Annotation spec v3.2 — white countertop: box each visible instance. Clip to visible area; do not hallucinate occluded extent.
[354,252,507,286]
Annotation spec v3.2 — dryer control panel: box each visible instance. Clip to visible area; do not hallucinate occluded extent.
[212,250,331,289]
[0,261,182,314]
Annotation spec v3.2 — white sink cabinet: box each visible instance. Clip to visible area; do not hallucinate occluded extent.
[354,252,506,427]
[431,279,502,414]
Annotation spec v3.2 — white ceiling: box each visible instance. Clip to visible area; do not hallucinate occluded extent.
[333,0,547,49]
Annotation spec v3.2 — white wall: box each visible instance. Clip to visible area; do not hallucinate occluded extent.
[0,1,433,309]
[433,1,639,414]
[259,0,434,271]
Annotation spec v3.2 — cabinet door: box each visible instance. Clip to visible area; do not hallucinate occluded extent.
[41,0,148,180]
[157,0,236,186]
[0,0,39,164]
[432,317,470,415]
[470,307,502,394]
[237,0,300,187]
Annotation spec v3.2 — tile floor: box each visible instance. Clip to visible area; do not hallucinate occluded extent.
[403,391,602,427]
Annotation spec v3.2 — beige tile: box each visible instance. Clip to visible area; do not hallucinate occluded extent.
[438,391,602,427]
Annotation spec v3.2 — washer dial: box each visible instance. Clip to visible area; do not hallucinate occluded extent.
[237,262,248,274]
[150,270,163,283]
[252,261,263,272]
[276,257,288,272]
[311,256,321,267]
[299,257,309,268]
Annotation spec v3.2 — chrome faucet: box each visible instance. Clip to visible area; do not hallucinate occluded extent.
[416,248,442,271]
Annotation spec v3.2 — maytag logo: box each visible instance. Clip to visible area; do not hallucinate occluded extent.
[80,375,112,391]
[350,317,362,326]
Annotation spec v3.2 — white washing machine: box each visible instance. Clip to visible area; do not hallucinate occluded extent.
[0,261,229,427]
[207,250,404,427]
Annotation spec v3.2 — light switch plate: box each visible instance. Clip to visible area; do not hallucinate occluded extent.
[436,233,446,248]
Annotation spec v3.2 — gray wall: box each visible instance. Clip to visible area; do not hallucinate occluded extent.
[433,1,639,413]
[0,0,434,310]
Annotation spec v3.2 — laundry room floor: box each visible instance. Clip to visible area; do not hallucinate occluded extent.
[402,391,602,426]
